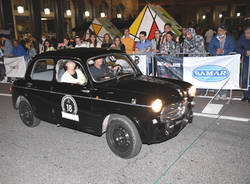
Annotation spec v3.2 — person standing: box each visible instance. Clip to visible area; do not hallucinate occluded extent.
[0,34,13,57]
[10,40,27,57]
[0,47,5,81]
[161,31,178,56]
[57,36,73,49]
[85,33,101,48]
[110,36,125,52]
[208,24,235,56]
[183,28,206,56]
[135,31,152,74]
[74,36,86,48]
[121,28,134,54]
[236,26,250,102]
[151,29,161,55]
[208,25,235,100]
[39,35,47,54]
[160,23,177,46]
[204,28,215,49]
[41,40,55,53]
[135,31,152,56]
[101,33,112,49]
[25,40,37,61]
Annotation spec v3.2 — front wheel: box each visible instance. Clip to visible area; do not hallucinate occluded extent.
[106,115,142,159]
[19,98,40,127]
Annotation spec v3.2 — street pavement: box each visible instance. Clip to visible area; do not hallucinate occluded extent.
[0,83,250,184]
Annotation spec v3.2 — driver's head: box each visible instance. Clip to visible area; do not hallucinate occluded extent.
[65,61,76,71]
[94,58,103,68]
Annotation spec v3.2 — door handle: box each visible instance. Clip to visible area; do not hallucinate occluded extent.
[81,89,90,93]
[26,82,32,87]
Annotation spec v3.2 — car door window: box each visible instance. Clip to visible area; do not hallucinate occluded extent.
[56,59,87,85]
[31,59,55,81]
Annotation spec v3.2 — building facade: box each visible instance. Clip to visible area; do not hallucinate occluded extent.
[0,0,138,41]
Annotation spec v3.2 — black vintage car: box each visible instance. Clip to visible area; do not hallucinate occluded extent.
[12,48,196,159]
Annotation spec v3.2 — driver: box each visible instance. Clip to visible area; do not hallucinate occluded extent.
[61,61,87,85]
[89,58,118,81]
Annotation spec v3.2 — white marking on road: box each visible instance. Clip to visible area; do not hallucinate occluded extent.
[0,93,11,97]
[202,104,223,114]
[196,96,242,101]
[194,112,250,122]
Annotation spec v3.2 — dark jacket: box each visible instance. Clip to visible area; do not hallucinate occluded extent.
[208,34,235,56]
[236,34,250,62]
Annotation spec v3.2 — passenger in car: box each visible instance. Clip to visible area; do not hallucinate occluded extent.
[60,61,87,85]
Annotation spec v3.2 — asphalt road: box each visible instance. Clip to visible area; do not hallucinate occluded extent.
[0,84,250,184]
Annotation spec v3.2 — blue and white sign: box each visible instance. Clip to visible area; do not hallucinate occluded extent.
[183,55,241,89]
[192,65,230,82]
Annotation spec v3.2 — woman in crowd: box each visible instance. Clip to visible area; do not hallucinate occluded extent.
[25,39,37,61]
[42,39,55,53]
[86,33,101,48]
[161,31,179,56]
[151,29,161,54]
[101,33,112,48]
[39,35,47,54]
[110,36,125,52]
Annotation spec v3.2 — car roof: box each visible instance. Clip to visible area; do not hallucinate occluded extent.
[36,48,125,61]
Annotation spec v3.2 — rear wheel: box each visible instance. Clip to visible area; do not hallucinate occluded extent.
[106,115,142,159]
[19,98,40,127]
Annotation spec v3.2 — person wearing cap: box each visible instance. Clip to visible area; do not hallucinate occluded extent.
[89,58,119,81]
[236,26,250,102]
[182,27,206,57]
[0,34,13,57]
[208,24,235,56]
[208,25,235,100]
[61,61,87,85]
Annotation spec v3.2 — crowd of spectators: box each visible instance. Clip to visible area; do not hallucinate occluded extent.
[0,23,249,101]
[0,23,246,61]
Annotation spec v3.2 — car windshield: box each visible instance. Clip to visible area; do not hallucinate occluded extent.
[88,54,139,82]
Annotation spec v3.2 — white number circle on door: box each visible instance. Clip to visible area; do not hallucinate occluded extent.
[61,95,78,115]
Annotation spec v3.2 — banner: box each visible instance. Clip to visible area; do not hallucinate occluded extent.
[4,56,27,78]
[183,55,241,89]
[155,55,183,80]
[130,54,147,75]
[156,54,241,89]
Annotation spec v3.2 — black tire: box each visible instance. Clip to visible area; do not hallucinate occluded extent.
[19,98,40,127]
[106,115,142,159]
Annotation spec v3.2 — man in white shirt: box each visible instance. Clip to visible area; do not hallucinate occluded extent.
[74,36,86,48]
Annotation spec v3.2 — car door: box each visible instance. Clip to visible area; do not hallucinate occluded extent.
[50,59,98,134]
[27,58,56,121]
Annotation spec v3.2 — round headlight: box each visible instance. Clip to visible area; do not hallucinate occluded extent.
[151,99,163,112]
[188,86,196,97]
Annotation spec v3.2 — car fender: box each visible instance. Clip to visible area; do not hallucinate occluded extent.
[102,113,146,141]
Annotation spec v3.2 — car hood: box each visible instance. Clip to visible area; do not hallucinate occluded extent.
[97,75,186,104]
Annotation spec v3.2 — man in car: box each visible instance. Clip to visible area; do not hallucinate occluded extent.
[61,61,87,85]
[89,58,119,81]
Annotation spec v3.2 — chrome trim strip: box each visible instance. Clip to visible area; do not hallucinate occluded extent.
[13,85,151,108]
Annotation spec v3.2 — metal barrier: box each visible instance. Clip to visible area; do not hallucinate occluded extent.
[150,53,250,102]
